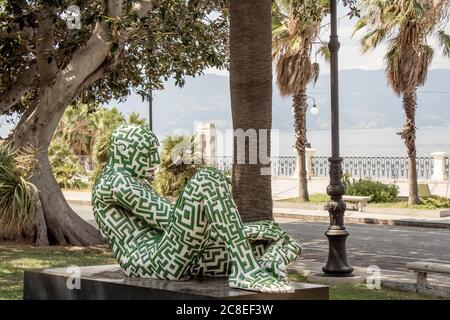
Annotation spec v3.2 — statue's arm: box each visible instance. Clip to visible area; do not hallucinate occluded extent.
[110,174,173,231]
[243,220,285,242]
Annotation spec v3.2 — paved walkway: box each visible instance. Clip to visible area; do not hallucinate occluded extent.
[273,206,450,229]
[273,176,450,199]
[64,188,450,229]
[278,218,450,296]
[277,219,450,272]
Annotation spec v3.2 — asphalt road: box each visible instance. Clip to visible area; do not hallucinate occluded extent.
[278,218,450,272]
[72,204,450,272]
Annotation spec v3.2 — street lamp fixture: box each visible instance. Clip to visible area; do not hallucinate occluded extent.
[322,0,354,277]
[307,96,319,116]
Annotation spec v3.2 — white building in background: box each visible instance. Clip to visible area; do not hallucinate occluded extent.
[195,122,217,165]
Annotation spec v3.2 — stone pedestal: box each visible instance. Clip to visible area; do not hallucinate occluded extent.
[195,122,217,165]
[292,148,317,179]
[305,148,317,179]
[431,152,448,182]
[24,265,329,300]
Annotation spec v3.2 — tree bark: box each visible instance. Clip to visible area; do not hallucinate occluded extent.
[2,1,155,245]
[0,65,37,115]
[230,0,273,222]
[11,101,105,245]
[9,20,116,245]
[33,152,102,245]
[293,92,309,202]
[399,91,420,206]
[33,192,49,246]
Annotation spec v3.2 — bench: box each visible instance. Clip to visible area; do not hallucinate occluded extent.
[342,195,371,212]
[406,262,450,287]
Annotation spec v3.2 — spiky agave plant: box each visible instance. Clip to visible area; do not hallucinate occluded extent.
[0,142,38,236]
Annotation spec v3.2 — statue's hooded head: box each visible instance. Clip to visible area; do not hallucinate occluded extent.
[108,125,160,179]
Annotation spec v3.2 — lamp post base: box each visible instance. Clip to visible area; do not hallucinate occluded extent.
[322,229,354,276]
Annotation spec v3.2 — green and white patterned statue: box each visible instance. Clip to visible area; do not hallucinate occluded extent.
[92,125,301,293]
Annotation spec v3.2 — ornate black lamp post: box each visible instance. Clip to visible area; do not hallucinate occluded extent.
[322,0,354,276]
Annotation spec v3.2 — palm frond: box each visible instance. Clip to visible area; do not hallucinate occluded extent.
[437,30,450,57]
[0,143,38,235]
[358,0,449,96]
[360,28,386,52]
[272,0,328,96]
[317,43,330,61]
[311,62,320,85]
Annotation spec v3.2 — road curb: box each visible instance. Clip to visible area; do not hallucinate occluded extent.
[274,211,450,229]
[67,199,92,206]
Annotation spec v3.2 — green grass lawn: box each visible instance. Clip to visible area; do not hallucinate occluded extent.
[0,244,116,300]
[0,244,442,300]
[288,274,442,300]
[280,193,450,210]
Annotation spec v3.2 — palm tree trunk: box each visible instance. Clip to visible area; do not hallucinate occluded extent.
[293,92,309,202]
[399,91,420,206]
[229,0,273,222]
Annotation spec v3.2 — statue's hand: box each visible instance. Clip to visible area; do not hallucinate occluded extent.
[244,220,302,282]
[243,220,286,242]
[258,251,288,282]
[256,233,302,283]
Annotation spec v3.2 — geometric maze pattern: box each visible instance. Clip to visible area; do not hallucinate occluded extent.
[92,125,302,293]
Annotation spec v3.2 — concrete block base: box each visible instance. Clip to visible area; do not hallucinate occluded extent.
[23,265,329,300]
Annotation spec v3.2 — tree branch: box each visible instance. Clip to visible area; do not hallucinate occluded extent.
[105,0,123,17]
[36,4,57,88]
[0,65,37,115]
[133,0,154,17]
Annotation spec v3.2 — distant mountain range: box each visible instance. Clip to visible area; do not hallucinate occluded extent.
[1,68,449,138]
[110,68,450,136]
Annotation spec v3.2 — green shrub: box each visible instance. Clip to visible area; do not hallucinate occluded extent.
[345,178,399,203]
[419,196,450,209]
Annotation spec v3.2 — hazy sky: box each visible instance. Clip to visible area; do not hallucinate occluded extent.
[1,4,449,137]
[209,3,450,76]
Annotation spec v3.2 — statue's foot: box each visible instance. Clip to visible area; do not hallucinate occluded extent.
[229,269,294,293]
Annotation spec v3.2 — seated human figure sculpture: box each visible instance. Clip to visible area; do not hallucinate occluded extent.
[92,125,301,293]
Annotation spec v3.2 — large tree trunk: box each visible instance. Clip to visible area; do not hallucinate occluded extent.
[35,153,102,245]
[1,1,152,245]
[293,92,309,202]
[229,0,273,222]
[399,91,420,206]
[12,101,104,245]
[9,19,116,245]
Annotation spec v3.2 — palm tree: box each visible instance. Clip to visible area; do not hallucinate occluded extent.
[354,0,450,206]
[57,105,96,156]
[229,0,274,222]
[272,0,329,202]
